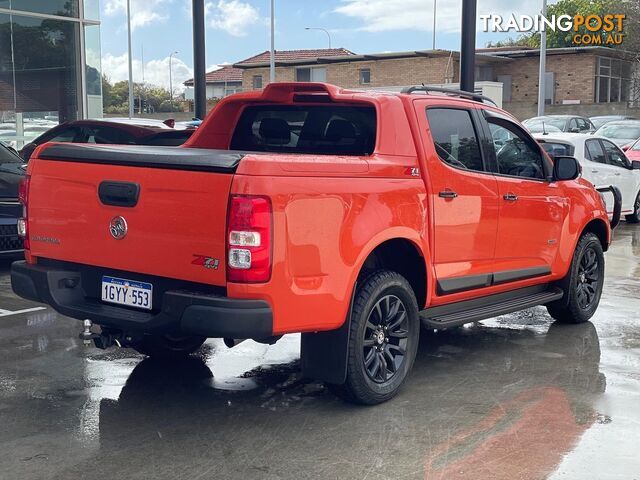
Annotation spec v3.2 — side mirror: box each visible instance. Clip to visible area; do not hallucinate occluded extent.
[632,160,640,170]
[622,144,631,152]
[553,156,581,181]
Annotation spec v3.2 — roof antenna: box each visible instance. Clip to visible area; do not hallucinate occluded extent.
[542,121,548,135]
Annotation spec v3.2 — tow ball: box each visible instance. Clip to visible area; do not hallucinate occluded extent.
[78,320,132,349]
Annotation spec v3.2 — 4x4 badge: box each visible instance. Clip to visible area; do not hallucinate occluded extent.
[192,255,220,270]
[109,216,128,240]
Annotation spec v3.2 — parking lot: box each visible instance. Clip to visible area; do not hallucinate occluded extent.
[0,225,638,479]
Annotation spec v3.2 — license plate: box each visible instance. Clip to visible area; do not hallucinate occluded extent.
[101,276,153,310]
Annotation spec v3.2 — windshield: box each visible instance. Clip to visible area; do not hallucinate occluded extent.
[591,117,618,129]
[597,124,640,140]
[526,122,562,133]
[525,118,567,131]
[540,142,575,157]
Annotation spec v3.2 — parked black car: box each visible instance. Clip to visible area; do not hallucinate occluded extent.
[0,143,25,257]
[19,119,195,161]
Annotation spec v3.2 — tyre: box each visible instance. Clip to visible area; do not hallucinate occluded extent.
[547,233,604,324]
[625,191,640,223]
[132,334,206,358]
[329,270,420,405]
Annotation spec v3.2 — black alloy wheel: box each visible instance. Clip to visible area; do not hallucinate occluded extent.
[362,295,409,383]
[575,246,600,310]
[328,270,420,405]
[547,232,604,324]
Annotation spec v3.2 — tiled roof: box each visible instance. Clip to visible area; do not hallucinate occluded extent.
[183,65,243,86]
[235,48,355,65]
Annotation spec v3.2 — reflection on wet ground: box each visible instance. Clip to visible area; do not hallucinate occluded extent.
[1,225,640,479]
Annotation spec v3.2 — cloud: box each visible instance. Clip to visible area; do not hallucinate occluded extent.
[103,0,172,29]
[206,0,261,36]
[334,0,547,34]
[102,53,193,93]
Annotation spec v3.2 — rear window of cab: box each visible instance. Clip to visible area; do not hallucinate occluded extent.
[230,105,376,156]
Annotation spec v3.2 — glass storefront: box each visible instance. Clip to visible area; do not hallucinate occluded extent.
[0,1,101,149]
[0,0,79,18]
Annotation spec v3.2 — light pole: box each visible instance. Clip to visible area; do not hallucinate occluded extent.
[432,0,437,50]
[169,51,178,112]
[537,0,548,116]
[270,0,275,83]
[305,27,332,49]
[126,0,133,118]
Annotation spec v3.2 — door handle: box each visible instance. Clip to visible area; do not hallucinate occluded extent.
[591,169,599,173]
[438,190,458,199]
[98,181,140,207]
[614,172,621,176]
[503,193,518,202]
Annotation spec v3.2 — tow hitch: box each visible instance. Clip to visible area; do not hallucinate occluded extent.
[597,185,622,229]
[78,320,138,350]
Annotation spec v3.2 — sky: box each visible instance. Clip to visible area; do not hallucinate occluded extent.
[99,0,555,92]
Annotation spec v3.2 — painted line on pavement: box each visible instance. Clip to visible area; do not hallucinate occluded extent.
[0,307,46,317]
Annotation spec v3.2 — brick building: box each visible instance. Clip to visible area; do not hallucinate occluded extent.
[234,46,637,120]
[183,65,243,100]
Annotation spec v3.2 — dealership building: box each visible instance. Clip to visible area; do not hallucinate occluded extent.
[232,46,638,119]
[0,0,102,145]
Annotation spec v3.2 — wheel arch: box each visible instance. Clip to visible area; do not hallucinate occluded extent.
[355,233,429,309]
[581,218,610,252]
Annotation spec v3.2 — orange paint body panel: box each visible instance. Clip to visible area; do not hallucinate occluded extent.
[27,159,232,286]
[21,82,612,338]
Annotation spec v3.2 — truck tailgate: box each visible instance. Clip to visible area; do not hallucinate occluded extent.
[28,144,243,287]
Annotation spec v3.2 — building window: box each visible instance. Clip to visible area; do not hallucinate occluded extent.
[359,69,371,85]
[595,57,631,103]
[476,66,494,82]
[252,75,263,89]
[296,67,326,82]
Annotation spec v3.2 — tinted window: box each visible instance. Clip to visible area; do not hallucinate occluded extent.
[83,127,134,144]
[230,105,376,155]
[586,140,606,164]
[602,140,630,169]
[426,109,483,171]
[540,142,574,158]
[45,127,80,143]
[569,119,579,132]
[487,118,545,179]
[577,118,591,131]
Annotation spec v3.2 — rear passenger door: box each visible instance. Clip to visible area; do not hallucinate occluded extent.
[481,110,567,278]
[416,102,499,297]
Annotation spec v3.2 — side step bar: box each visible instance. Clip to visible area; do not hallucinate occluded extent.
[420,285,564,329]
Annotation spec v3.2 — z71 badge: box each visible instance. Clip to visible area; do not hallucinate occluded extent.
[192,255,220,270]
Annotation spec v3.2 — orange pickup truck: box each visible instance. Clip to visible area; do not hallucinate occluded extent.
[11,83,618,404]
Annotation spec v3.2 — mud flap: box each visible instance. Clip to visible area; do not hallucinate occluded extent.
[300,284,356,384]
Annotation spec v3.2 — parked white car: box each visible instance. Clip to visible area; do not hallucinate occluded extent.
[534,132,640,222]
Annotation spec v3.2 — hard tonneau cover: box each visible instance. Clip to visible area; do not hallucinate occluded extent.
[37,143,246,173]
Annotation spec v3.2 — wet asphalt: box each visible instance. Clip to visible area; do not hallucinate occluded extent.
[1,226,639,480]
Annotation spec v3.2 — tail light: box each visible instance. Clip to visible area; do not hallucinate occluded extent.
[226,195,272,283]
[17,175,30,250]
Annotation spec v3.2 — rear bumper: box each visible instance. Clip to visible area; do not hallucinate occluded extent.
[10,261,273,339]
